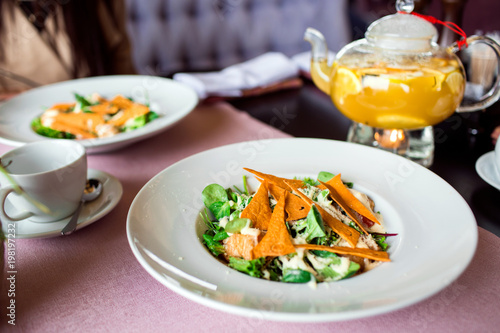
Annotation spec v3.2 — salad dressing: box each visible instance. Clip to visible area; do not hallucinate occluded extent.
[281,248,316,275]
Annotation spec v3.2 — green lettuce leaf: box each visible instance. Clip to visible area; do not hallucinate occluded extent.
[31,118,75,139]
[228,257,265,278]
[282,269,314,283]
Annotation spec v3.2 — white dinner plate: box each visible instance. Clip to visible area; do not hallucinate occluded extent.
[2,169,122,239]
[0,75,198,153]
[126,138,478,322]
[475,151,500,191]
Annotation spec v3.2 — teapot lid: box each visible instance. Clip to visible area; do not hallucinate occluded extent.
[365,2,438,51]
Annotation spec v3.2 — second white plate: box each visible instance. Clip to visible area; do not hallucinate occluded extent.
[0,75,198,153]
[476,151,500,191]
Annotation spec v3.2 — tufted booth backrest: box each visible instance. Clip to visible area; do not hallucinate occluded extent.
[125,0,351,76]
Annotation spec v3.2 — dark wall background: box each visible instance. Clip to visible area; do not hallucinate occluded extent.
[350,0,500,41]
[430,0,500,36]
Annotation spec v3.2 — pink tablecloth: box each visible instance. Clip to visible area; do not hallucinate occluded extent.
[1,102,500,332]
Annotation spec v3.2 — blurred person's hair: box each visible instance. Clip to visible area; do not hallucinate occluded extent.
[0,0,118,77]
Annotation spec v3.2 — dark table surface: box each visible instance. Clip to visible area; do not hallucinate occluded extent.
[230,80,500,237]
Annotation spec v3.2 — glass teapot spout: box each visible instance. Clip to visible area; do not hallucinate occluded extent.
[304,28,333,94]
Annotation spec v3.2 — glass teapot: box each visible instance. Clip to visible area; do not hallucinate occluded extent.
[304,0,500,166]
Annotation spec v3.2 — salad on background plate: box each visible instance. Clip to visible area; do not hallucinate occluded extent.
[32,93,159,140]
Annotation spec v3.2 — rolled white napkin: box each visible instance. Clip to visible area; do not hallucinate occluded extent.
[173,52,300,99]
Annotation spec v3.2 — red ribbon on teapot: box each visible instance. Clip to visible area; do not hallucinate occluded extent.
[398,11,468,49]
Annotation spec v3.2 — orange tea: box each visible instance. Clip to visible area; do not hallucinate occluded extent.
[328,58,465,129]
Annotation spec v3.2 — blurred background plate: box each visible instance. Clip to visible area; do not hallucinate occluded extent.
[0,75,198,153]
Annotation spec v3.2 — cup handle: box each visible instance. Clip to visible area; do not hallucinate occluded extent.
[0,186,34,222]
[450,35,500,113]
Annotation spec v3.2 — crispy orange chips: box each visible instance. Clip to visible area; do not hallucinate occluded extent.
[295,244,390,262]
[235,168,389,266]
[286,181,360,248]
[240,180,273,230]
[243,168,304,190]
[252,192,296,258]
[324,174,380,225]
[245,167,308,221]
[319,180,369,235]
[267,182,308,221]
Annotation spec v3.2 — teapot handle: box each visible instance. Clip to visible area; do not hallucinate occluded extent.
[450,35,500,113]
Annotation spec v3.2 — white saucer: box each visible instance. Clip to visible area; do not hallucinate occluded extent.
[475,151,500,191]
[1,169,122,239]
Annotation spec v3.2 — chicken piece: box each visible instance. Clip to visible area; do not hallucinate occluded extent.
[223,233,260,260]
[95,123,120,138]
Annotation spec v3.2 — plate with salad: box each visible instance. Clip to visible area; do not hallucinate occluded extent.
[0,75,198,153]
[126,138,477,322]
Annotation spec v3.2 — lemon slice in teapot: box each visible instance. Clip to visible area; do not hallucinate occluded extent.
[333,67,362,103]
[445,71,464,95]
[421,67,446,91]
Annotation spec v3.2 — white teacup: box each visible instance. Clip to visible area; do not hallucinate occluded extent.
[0,140,87,223]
